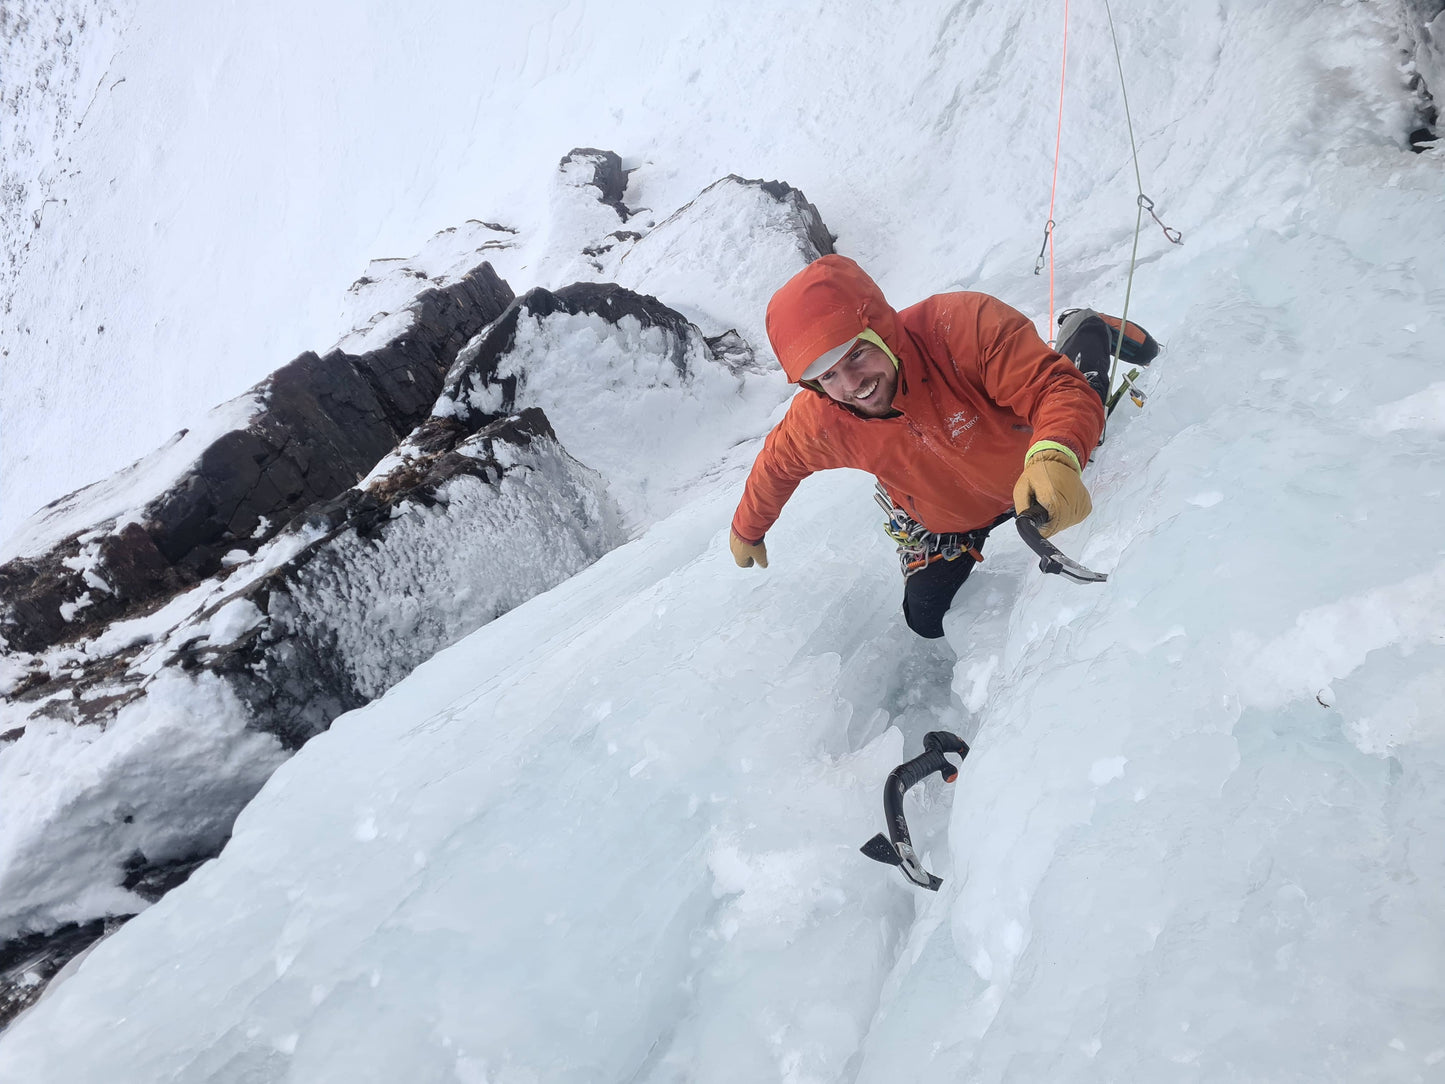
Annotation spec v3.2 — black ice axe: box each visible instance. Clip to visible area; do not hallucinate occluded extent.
[860,730,970,891]
[1014,504,1108,584]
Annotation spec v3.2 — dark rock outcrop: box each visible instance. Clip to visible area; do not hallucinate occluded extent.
[0,263,515,657]
[612,173,834,356]
[0,918,125,1031]
[755,177,836,261]
[705,329,760,375]
[425,280,703,435]
[170,407,624,752]
[559,147,635,222]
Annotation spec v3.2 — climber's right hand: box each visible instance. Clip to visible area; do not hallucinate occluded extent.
[729,530,769,569]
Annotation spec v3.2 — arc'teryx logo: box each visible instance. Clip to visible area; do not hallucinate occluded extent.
[946,411,979,439]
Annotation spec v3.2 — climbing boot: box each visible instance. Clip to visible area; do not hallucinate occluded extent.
[1055,307,1112,405]
[1059,307,1159,366]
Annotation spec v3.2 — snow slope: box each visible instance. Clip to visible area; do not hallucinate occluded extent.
[3,0,1445,1081]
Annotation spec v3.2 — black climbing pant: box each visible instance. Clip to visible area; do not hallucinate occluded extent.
[902,550,983,639]
[898,509,1022,639]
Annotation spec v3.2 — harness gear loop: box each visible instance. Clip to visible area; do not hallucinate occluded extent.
[874,484,993,578]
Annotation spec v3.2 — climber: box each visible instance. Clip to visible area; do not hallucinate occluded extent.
[728,254,1116,639]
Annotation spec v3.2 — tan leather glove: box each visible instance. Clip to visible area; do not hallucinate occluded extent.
[1012,448,1091,539]
[729,530,769,568]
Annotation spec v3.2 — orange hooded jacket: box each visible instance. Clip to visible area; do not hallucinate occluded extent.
[731,255,1106,544]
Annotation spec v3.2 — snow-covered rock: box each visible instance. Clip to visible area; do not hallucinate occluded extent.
[339,222,524,343]
[344,147,646,302]
[430,279,785,529]
[1403,2,1444,148]
[335,150,642,354]
[535,147,643,287]
[220,407,626,747]
[615,174,835,355]
[0,263,515,657]
[337,160,835,379]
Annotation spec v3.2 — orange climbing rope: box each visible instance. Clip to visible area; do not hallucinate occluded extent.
[1036,0,1071,338]
[1047,0,1070,329]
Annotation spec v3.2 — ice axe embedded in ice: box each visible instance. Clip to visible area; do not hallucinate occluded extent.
[1015,504,1108,584]
[860,730,970,891]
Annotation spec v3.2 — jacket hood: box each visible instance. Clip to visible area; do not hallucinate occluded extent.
[765,255,903,383]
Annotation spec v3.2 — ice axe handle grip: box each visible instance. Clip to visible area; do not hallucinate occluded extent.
[892,731,969,789]
[892,749,950,789]
[1015,505,1062,575]
[1019,503,1050,533]
[1013,504,1108,584]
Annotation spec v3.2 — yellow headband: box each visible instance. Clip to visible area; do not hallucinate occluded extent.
[854,328,900,371]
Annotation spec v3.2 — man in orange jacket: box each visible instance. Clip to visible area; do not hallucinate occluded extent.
[729,254,1111,639]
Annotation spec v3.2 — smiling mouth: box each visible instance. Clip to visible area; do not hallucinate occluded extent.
[854,378,880,401]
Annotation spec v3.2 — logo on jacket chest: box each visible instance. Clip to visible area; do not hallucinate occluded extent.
[902,412,978,463]
[945,410,980,439]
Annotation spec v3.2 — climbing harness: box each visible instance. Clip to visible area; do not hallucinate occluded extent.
[874,484,990,578]
[861,730,970,890]
[876,484,1104,585]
